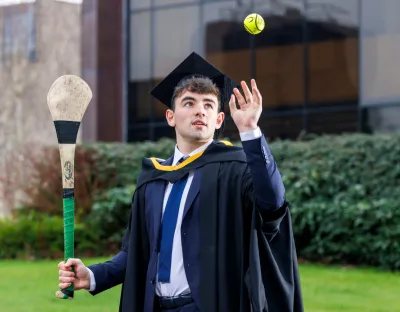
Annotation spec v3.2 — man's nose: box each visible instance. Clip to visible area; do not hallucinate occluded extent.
[195,107,206,116]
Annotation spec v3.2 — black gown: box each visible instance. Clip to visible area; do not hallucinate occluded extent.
[118,141,304,312]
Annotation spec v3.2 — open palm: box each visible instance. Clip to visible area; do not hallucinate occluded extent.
[229,79,262,133]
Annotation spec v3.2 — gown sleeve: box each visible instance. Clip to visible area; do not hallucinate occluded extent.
[241,134,288,241]
[240,137,304,312]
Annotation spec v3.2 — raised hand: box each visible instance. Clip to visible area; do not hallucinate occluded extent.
[229,79,262,133]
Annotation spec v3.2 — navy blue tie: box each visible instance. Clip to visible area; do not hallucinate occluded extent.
[158,156,189,283]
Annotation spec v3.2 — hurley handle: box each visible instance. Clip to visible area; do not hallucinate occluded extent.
[55,143,77,300]
[56,192,75,299]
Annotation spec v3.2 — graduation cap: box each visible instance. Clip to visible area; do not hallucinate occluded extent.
[150,52,240,138]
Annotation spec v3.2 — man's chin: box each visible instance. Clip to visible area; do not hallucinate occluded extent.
[188,132,213,142]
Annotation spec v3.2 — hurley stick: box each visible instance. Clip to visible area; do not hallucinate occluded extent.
[47,75,92,299]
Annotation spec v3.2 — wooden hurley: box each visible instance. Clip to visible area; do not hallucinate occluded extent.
[47,75,92,300]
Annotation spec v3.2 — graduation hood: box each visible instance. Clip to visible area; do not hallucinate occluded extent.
[136,140,247,187]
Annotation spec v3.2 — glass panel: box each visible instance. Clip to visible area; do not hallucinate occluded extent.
[363,106,400,133]
[129,12,152,124]
[203,0,251,112]
[220,113,304,141]
[127,124,151,142]
[307,108,358,135]
[153,124,177,139]
[253,2,305,109]
[128,81,152,120]
[306,0,359,106]
[153,5,201,78]
[154,0,198,7]
[131,0,150,10]
[153,5,201,118]
[262,114,305,141]
[360,0,400,106]
[130,12,151,81]
[152,78,168,120]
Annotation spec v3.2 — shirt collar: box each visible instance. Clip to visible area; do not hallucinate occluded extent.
[172,138,213,166]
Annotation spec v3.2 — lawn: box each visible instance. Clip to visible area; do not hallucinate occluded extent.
[0,258,399,312]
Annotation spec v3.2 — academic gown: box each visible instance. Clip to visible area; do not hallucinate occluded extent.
[90,139,303,312]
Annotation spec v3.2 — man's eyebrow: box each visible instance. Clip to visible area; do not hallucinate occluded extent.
[181,96,195,102]
[180,96,216,105]
[203,97,216,104]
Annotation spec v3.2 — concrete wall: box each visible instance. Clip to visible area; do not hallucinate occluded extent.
[0,0,81,217]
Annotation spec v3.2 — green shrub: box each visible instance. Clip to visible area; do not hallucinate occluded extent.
[14,138,175,219]
[0,211,99,260]
[291,198,400,270]
[268,133,400,270]
[11,145,112,220]
[4,133,400,270]
[87,184,136,251]
[270,133,400,203]
[83,138,175,186]
[0,184,137,260]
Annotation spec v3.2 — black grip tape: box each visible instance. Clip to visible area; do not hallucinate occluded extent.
[54,121,80,144]
[63,188,74,198]
[61,288,74,298]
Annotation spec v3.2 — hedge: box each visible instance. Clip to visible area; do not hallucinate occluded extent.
[2,133,400,270]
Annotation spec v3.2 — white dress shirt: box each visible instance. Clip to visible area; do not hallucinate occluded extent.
[86,127,262,294]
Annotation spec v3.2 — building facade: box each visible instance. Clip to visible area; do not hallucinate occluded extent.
[120,0,400,142]
[0,0,81,217]
[2,0,400,146]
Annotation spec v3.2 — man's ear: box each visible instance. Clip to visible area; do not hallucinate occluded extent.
[215,111,225,130]
[166,109,176,127]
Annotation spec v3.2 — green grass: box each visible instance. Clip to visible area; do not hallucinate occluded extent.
[1,258,399,312]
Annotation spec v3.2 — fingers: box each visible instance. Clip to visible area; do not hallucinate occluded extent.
[228,94,238,115]
[65,258,81,268]
[233,88,246,107]
[58,261,70,271]
[251,79,262,105]
[58,282,72,289]
[240,80,253,104]
[59,269,75,278]
[58,263,76,285]
[59,274,75,284]
[59,270,75,289]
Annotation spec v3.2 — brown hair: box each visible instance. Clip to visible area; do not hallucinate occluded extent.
[171,76,221,111]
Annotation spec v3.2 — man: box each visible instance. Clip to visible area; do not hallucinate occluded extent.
[58,52,303,312]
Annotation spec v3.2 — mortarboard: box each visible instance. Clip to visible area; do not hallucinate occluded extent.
[150,52,240,138]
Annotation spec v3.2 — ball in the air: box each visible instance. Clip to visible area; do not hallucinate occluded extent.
[244,13,265,35]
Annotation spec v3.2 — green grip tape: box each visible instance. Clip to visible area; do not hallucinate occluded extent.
[56,197,75,299]
[63,197,74,262]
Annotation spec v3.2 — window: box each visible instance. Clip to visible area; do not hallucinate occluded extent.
[202,0,251,97]
[363,105,400,133]
[253,3,304,109]
[1,3,36,62]
[153,5,201,118]
[306,0,359,106]
[130,12,151,81]
[131,0,150,10]
[153,5,201,79]
[129,12,152,120]
[307,107,358,135]
[154,0,198,7]
[360,0,400,106]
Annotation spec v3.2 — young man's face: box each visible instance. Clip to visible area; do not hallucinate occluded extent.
[166,90,225,143]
